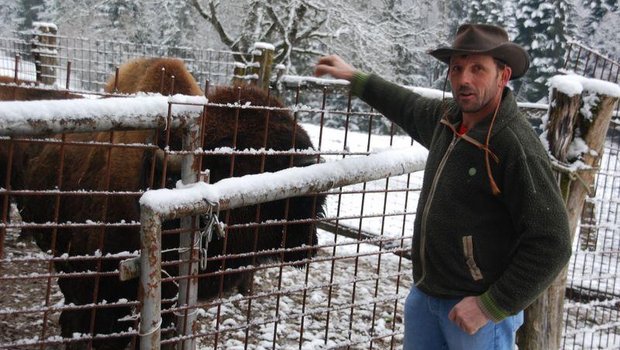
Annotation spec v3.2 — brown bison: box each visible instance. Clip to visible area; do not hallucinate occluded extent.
[1,58,324,349]
[0,76,83,193]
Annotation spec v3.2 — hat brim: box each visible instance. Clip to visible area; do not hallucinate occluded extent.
[429,43,530,80]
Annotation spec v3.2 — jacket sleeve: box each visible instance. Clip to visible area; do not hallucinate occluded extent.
[478,148,572,322]
[351,72,446,148]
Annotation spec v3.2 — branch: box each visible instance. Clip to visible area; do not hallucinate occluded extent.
[191,0,236,50]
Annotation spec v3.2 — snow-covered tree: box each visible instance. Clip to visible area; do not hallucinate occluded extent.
[17,0,45,30]
[191,0,333,72]
[385,0,445,86]
[0,0,21,35]
[190,0,446,79]
[576,0,620,60]
[40,0,205,47]
[513,0,573,102]
[467,0,506,25]
[583,0,618,35]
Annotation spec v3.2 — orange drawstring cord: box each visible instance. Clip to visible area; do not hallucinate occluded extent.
[485,101,502,195]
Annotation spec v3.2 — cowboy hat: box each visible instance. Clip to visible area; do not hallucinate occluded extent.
[429,24,530,79]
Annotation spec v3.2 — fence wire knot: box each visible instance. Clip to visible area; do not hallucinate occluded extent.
[551,159,598,196]
[199,200,224,270]
[138,318,162,337]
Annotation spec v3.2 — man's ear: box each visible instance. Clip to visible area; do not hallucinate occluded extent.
[501,67,512,86]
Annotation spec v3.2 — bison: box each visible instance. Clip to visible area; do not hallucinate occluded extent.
[1,58,325,349]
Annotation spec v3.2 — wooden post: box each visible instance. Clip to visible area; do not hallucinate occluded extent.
[232,62,246,87]
[31,22,58,86]
[545,84,582,163]
[517,75,620,349]
[250,42,275,90]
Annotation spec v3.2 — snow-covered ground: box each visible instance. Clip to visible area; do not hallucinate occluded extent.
[188,123,424,349]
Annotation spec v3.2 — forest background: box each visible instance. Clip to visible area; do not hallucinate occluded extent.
[0,0,618,103]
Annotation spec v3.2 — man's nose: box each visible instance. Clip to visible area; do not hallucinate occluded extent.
[460,69,475,84]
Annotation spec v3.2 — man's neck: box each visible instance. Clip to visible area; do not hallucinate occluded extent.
[461,90,504,129]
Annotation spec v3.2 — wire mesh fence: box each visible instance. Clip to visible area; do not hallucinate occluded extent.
[0,51,423,349]
[1,28,619,350]
[561,40,620,350]
[0,25,244,92]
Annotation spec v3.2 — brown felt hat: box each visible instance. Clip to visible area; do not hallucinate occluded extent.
[429,24,530,79]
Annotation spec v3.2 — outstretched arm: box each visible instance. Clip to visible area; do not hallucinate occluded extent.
[314,55,357,81]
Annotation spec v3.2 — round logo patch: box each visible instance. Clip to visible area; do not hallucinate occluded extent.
[468,167,477,176]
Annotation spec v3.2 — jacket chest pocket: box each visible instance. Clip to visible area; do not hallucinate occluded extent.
[463,236,484,281]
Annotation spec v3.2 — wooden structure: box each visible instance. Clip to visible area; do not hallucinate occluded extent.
[517,74,620,349]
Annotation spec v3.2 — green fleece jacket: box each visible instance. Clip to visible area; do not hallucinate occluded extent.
[352,72,572,322]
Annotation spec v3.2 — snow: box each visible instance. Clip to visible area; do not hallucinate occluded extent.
[31,22,58,31]
[252,42,276,51]
[0,56,37,82]
[1,73,618,349]
[404,85,453,100]
[549,75,583,97]
[549,73,620,98]
[140,146,427,216]
[280,75,350,88]
[0,94,205,135]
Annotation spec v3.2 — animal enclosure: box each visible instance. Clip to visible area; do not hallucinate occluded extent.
[0,26,620,350]
[0,34,423,349]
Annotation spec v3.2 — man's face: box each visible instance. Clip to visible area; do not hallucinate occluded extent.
[449,54,507,116]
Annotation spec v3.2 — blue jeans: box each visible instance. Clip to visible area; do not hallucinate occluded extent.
[403,286,524,350]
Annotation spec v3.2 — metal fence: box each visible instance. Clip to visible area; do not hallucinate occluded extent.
[0,45,424,349]
[1,29,619,350]
[0,25,245,92]
[561,40,620,349]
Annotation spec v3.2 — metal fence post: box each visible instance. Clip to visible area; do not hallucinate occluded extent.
[139,206,163,350]
[176,118,203,350]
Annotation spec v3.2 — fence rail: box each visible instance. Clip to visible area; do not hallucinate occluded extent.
[0,49,424,348]
[1,27,619,350]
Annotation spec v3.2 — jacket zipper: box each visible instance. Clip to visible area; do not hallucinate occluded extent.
[415,134,459,287]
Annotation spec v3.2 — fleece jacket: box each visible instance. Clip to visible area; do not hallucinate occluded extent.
[351,72,572,322]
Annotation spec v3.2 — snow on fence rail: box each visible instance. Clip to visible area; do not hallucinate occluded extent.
[1,24,617,349]
[559,38,620,350]
[0,79,424,349]
[0,94,205,135]
[136,147,426,350]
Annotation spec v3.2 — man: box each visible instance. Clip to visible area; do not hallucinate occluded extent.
[315,24,571,349]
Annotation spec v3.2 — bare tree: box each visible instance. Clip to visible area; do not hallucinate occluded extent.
[191,0,334,70]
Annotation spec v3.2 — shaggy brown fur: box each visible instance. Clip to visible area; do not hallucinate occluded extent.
[3,58,324,349]
[0,79,156,349]
[19,129,159,350]
[104,57,203,96]
[0,77,84,212]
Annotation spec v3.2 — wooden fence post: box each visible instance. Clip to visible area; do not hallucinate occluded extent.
[250,42,274,90]
[232,62,246,87]
[31,22,58,86]
[517,75,620,349]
